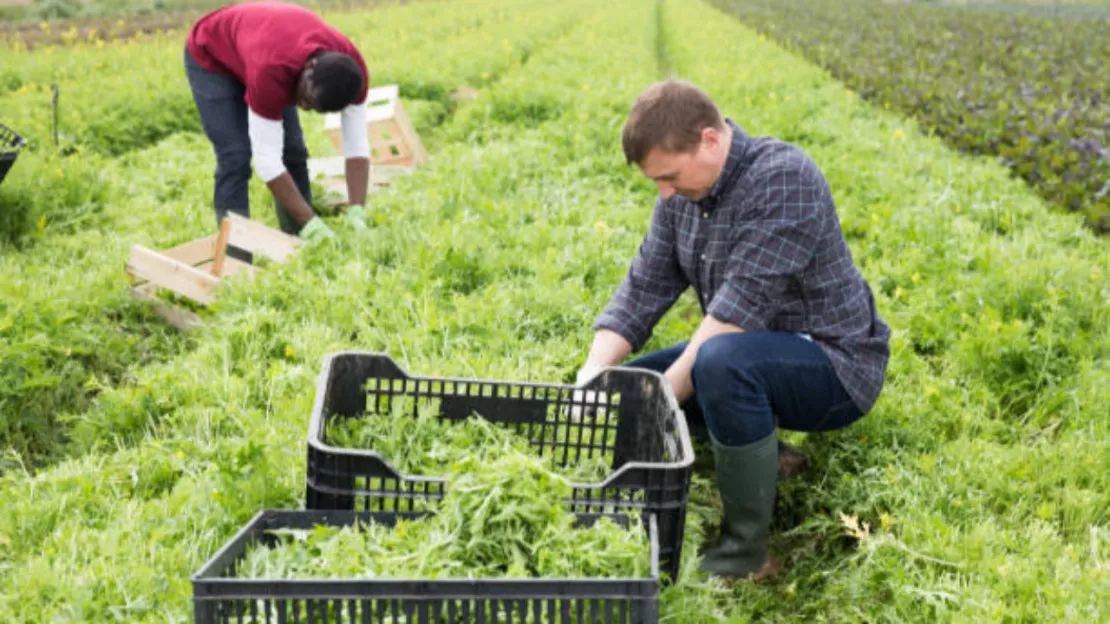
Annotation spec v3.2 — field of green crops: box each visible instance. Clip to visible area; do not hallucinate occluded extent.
[0,0,1107,621]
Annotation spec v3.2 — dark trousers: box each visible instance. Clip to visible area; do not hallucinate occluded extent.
[625,332,864,447]
[183,47,312,248]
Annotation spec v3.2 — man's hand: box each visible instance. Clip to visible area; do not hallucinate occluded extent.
[664,315,744,403]
[575,364,603,388]
[300,216,335,244]
[344,204,370,231]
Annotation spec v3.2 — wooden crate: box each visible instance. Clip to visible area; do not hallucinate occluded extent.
[126,214,302,330]
[307,156,413,207]
[325,85,427,168]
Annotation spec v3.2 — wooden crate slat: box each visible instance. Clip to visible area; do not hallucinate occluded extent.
[390,93,427,165]
[193,256,257,279]
[306,159,413,206]
[126,217,296,332]
[127,244,219,305]
[162,234,217,266]
[324,84,425,167]
[224,213,302,263]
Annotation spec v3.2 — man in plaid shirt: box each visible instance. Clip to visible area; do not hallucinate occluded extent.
[577,80,891,581]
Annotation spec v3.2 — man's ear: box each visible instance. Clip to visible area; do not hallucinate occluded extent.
[700,127,723,153]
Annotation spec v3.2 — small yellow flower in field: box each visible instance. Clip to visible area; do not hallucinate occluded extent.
[284,345,296,358]
[894,128,904,139]
[924,384,938,397]
[37,215,46,231]
[594,220,609,233]
[911,272,920,284]
[894,286,905,299]
[176,450,185,460]
[879,512,893,530]
[481,72,490,80]
[546,247,556,260]
[582,84,590,93]
[870,213,880,224]
[759,33,766,41]
[39,21,49,32]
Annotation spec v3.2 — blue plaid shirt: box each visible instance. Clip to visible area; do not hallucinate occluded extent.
[595,120,891,414]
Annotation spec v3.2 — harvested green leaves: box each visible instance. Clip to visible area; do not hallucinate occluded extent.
[240,454,649,579]
[326,398,613,483]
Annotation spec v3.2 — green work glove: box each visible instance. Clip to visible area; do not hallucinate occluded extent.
[344,204,369,231]
[300,216,335,244]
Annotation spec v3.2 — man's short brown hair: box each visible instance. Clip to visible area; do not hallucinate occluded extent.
[621,79,725,166]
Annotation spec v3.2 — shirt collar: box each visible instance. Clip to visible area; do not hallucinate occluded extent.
[698,118,751,210]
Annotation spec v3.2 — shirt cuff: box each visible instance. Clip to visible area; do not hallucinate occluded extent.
[247,108,286,182]
[340,101,371,159]
[592,310,650,353]
[706,280,768,332]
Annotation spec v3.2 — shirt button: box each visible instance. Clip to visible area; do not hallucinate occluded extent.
[701,212,709,219]
[700,254,706,261]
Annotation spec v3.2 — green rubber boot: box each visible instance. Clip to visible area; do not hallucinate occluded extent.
[698,431,779,578]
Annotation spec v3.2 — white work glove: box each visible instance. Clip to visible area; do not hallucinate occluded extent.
[343,204,369,231]
[571,364,610,422]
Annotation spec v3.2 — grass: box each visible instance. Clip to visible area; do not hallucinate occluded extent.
[0,0,1105,621]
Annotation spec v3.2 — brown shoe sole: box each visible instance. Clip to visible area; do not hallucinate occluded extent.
[778,440,809,480]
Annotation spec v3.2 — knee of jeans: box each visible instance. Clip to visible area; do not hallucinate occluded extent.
[694,332,745,376]
[693,334,767,398]
[215,149,252,178]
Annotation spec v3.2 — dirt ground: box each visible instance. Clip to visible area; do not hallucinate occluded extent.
[0,0,393,49]
[0,10,204,49]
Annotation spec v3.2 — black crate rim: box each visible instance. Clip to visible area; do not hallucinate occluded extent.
[192,509,661,596]
[0,122,27,153]
[305,351,695,489]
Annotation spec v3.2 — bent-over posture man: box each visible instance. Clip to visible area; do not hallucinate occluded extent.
[185,1,373,250]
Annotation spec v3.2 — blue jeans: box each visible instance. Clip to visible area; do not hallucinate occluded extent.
[183,47,311,241]
[625,332,863,446]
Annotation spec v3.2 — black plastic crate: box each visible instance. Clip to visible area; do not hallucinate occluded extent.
[0,123,27,186]
[193,509,661,624]
[305,352,694,584]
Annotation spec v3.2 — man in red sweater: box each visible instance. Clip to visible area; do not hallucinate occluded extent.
[184,1,373,252]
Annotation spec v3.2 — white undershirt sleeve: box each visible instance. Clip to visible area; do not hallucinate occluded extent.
[339,101,370,159]
[247,108,287,183]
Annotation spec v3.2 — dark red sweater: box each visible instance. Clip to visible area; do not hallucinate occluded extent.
[187,1,369,120]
